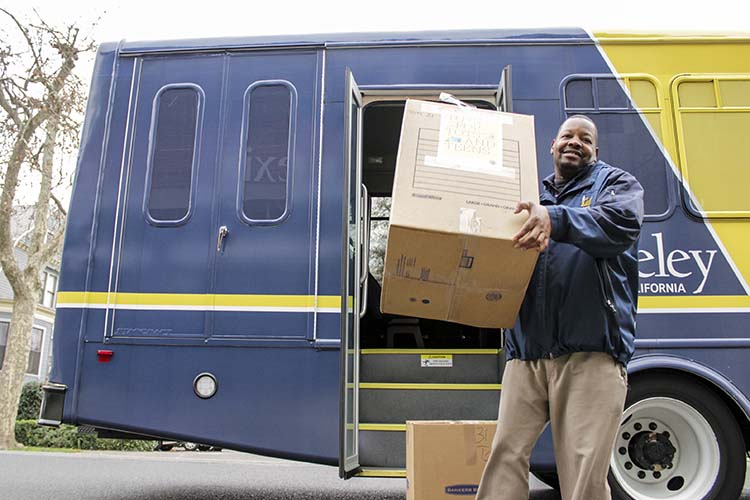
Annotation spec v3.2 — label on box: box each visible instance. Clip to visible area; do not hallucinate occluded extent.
[424,107,514,177]
[420,354,453,367]
[444,484,478,496]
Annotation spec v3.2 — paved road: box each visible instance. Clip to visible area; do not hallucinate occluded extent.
[0,449,557,500]
[1,449,749,499]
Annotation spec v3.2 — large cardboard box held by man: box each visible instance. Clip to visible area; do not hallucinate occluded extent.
[381,99,539,328]
[406,421,496,500]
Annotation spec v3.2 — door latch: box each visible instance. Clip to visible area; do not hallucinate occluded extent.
[216,225,229,253]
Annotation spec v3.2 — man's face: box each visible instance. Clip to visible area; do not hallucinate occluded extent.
[550,118,599,180]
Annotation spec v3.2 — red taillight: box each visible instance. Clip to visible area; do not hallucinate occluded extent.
[97,350,114,363]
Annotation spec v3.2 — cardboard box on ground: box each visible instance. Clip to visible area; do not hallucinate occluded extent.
[406,421,496,500]
[381,99,540,328]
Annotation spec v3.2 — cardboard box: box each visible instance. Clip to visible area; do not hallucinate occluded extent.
[406,420,496,500]
[381,99,540,327]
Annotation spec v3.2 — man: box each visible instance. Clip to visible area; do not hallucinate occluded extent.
[476,115,644,500]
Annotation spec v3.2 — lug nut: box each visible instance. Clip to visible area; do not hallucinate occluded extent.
[649,422,658,431]
[634,423,642,431]
[625,462,633,470]
[663,431,670,438]
[638,471,646,479]
[619,447,627,455]
[654,471,662,479]
[622,432,631,440]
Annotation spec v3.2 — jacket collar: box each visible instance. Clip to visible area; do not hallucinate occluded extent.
[542,161,602,199]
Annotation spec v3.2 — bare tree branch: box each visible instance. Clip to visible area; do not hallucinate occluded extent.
[0,108,50,290]
[0,8,44,82]
[0,7,95,449]
[50,191,67,216]
[0,84,21,127]
[28,113,58,260]
[32,222,64,273]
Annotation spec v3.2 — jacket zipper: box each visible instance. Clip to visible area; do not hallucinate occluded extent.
[595,259,618,315]
[595,259,621,353]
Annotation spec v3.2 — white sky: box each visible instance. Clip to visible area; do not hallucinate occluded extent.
[9,0,750,45]
[3,0,749,205]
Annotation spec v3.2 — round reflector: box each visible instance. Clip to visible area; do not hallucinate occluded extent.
[193,373,218,399]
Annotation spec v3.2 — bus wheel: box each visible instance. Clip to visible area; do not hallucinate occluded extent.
[609,374,746,500]
[183,442,198,451]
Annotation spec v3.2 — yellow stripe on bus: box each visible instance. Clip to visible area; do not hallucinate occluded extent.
[359,423,407,432]
[361,349,500,355]
[56,291,342,308]
[57,292,750,312]
[638,295,750,310]
[357,469,406,478]
[359,383,502,391]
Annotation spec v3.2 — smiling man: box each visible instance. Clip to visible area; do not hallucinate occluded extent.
[476,116,645,500]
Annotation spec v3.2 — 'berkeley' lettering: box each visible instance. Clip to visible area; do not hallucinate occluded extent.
[638,233,717,294]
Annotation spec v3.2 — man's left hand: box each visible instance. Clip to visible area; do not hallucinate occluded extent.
[512,201,551,252]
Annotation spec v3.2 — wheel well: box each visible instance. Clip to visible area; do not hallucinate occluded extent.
[628,368,750,452]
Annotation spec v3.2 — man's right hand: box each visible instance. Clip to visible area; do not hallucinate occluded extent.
[512,201,551,252]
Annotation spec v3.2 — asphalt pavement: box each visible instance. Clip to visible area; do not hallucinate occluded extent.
[0,448,557,500]
[1,449,749,499]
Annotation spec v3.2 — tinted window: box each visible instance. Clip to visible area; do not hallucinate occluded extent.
[26,327,43,375]
[0,322,7,369]
[147,87,199,222]
[565,79,594,109]
[242,84,292,221]
[580,113,670,217]
[597,79,629,109]
[564,76,671,219]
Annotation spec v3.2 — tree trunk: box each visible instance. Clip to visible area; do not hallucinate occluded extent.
[0,290,36,449]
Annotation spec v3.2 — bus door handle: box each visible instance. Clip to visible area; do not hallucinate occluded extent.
[360,184,369,318]
[216,225,229,253]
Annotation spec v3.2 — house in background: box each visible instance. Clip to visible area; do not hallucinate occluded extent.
[0,206,62,383]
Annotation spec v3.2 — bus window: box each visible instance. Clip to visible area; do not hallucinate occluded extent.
[240,81,294,223]
[368,197,391,284]
[562,74,673,220]
[146,86,201,224]
[672,75,750,218]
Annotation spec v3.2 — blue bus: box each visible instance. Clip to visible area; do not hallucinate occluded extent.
[40,28,750,500]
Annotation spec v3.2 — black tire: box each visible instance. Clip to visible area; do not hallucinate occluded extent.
[154,441,174,452]
[532,471,561,491]
[609,373,746,500]
[197,445,211,452]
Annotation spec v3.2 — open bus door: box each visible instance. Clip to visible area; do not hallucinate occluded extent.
[340,67,365,478]
[497,64,513,112]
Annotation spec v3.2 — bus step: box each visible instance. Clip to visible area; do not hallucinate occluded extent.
[359,425,407,468]
[359,383,500,424]
[360,349,502,384]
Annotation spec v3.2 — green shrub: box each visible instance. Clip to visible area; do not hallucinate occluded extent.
[16,382,43,420]
[15,420,155,451]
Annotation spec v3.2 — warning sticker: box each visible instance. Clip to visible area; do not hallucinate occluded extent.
[420,354,454,368]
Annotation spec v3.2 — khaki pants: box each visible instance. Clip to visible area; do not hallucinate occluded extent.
[476,352,628,500]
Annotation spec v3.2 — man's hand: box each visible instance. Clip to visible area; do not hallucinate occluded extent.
[512,201,551,252]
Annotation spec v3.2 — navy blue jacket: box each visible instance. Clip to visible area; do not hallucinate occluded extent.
[505,160,644,366]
